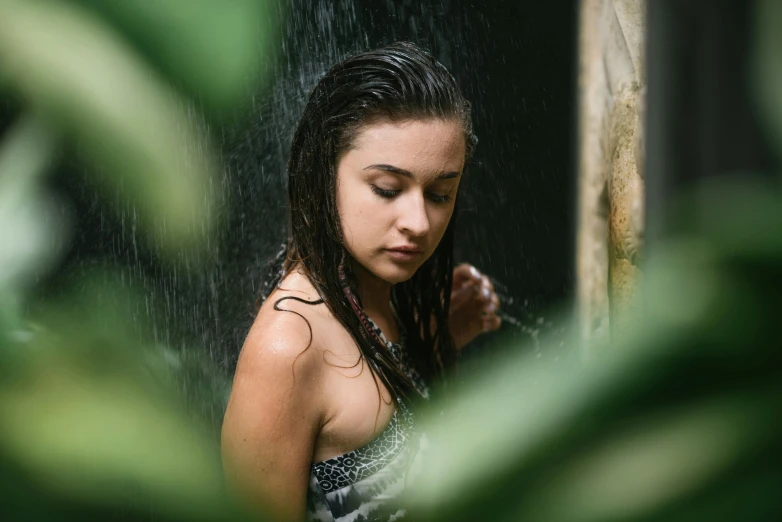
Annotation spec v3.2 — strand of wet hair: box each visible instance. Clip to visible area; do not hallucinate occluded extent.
[337,257,386,357]
[272,295,323,382]
[338,254,405,429]
[272,288,367,378]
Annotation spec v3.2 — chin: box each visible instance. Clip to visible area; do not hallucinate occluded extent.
[374,262,420,284]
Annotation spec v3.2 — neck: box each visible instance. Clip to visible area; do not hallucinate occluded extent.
[351,260,393,318]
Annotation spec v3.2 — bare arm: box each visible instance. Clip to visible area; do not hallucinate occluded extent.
[221,311,324,522]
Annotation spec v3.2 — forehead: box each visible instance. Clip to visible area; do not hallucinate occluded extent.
[348,119,466,173]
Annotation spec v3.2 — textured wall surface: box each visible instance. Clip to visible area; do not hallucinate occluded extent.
[576,0,645,352]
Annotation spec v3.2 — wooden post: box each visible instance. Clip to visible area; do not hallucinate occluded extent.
[576,0,646,356]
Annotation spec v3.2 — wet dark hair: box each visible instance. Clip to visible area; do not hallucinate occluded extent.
[260,41,476,406]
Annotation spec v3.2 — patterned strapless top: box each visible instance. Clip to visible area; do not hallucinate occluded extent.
[305,319,429,522]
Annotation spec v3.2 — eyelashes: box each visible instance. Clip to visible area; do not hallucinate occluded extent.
[370,185,399,199]
[427,192,453,204]
[370,185,452,204]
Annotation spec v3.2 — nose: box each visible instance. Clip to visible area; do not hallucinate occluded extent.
[397,191,431,237]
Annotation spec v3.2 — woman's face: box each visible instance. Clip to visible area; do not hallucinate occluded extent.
[336,118,466,284]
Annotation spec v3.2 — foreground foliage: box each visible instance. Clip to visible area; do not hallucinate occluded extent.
[1,1,780,521]
[407,182,782,522]
[0,1,275,520]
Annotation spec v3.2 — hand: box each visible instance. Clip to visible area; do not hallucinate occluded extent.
[449,263,501,349]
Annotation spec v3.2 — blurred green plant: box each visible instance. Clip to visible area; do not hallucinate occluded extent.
[754,0,782,164]
[1,275,243,521]
[0,0,277,259]
[71,0,277,116]
[0,0,278,520]
[2,1,780,521]
[405,182,782,522]
[0,114,66,293]
[403,1,782,520]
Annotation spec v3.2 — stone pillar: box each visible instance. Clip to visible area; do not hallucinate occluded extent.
[576,0,646,355]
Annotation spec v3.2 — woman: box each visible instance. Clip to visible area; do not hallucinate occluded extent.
[222,42,501,522]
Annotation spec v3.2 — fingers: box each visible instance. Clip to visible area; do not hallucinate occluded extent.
[477,275,495,304]
[452,263,477,286]
[482,313,502,332]
[453,263,483,287]
[477,275,501,331]
[485,291,499,314]
[451,264,503,335]
[450,278,478,308]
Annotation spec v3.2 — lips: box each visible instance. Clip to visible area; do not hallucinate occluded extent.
[384,246,423,261]
[387,246,423,253]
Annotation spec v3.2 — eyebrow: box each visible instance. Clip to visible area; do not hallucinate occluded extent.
[363,164,461,180]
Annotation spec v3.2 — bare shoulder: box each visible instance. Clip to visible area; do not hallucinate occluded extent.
[224,271,331,441]
[234,270,331,383]
[222,271,331,520]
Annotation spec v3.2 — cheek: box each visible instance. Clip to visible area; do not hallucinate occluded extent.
[337,186,391,249]
[431,206,455,236]
[336,179,363,228]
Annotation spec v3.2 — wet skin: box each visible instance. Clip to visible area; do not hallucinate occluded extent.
[221,118,500,521]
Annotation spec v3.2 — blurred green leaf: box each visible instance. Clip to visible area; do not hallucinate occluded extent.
[406,182,782,522]
[0,273,256,521]
[0,1,277,519]
[1,365,221,516]
[666,179,782,261]
[72,0,280,115]
[0,114,68,291]
[516,392,778,522]
[150,343,233,441]
[753,0,782,163]
[0,0,221,260]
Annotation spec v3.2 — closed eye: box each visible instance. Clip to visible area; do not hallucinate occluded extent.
[371,185,452,204]
[427,193,452,204]
[371,185,399,198]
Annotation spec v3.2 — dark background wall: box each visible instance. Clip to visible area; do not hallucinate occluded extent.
[646,0,777,246]
[38,0,578,367]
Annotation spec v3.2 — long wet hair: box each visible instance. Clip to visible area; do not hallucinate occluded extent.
[259,42,476,406]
